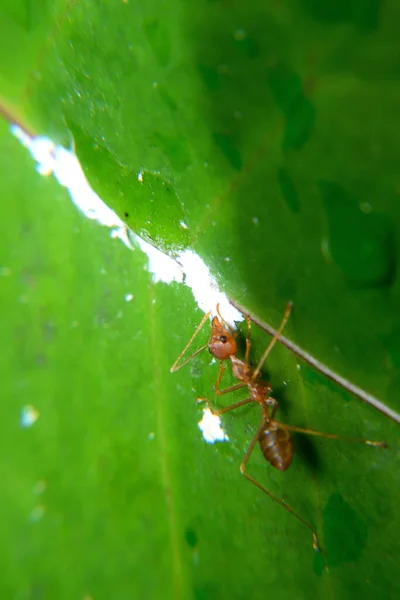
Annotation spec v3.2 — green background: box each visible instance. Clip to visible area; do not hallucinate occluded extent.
[1,1,399,598]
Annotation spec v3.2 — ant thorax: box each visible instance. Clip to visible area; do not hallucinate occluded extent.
[229,355,252,382]
[247,380,273,406]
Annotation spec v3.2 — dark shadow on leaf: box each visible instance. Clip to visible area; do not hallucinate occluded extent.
[293,432,322,474]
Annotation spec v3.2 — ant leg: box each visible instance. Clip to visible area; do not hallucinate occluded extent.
[276,422,387,448]
[170,311,211,372]
[214,362,225,393]
[197,396,254,416]
[252,302,293,380]
[244,315,252,366]
[216,303,234,332]
[214,362,247,396]
[196,396,219,413]
[240,419,320,551]
[265,396,279,421]
[215,382,248,396]
[216,396,255,415]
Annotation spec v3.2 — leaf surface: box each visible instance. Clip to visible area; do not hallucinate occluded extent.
[1,1,400,598]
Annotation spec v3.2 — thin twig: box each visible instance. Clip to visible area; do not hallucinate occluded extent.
[230,299,400,425]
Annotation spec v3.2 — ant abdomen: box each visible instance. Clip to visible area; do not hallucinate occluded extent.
[259,422,294,472]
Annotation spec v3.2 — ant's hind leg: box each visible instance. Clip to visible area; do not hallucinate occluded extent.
[239,418,320,552]
[276,422,387,448]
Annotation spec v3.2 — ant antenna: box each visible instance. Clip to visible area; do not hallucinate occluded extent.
[216,303,235,332]
[170,310,211,372]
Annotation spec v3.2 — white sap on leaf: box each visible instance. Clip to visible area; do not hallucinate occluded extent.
[11,126,242,445]
[10,126,243,322]
[177,250,242,325]
[133,235,184,284]
[198,408,229,444]
[11,125,130,247]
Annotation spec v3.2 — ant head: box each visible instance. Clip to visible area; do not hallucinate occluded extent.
[209,317,237,360]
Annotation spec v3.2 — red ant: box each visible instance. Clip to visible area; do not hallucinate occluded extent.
[171,303,387,550]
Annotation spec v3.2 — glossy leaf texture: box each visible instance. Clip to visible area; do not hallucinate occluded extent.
[1,1,400,599]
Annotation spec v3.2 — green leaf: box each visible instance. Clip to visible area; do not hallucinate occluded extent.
[1,1,400,599]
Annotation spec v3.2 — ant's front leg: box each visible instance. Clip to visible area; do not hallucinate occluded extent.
[214,362,247,396]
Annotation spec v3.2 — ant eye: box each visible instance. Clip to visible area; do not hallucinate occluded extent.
[220,335,227,343]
